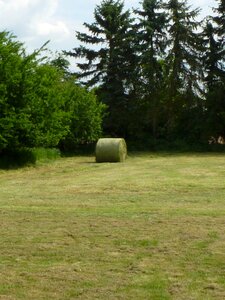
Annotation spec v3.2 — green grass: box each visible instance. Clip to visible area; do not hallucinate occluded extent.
[0,152,225,299]
[32,147,61,163]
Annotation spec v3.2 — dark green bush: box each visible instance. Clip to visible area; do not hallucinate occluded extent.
[0,148,36,169]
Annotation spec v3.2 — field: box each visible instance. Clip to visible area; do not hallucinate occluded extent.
[0,152,225,299]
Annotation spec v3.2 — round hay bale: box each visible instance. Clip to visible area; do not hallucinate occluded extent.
[95,138,127,163]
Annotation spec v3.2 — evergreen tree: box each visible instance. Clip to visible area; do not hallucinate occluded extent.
[66,0,135,136]
[50,52,70,76]
[203,1,225,139]
[202,21,222,90]
[164,0,203,137]
[134,0,167,139]
[213,0,225,45]
[213,0,225,79]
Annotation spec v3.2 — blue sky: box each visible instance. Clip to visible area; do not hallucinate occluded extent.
[0,0,216,54]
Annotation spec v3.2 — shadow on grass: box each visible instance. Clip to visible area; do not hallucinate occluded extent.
[2,142,225,169]
[0,148,36,170]
[61,143,96,158]
[0,148,61,170]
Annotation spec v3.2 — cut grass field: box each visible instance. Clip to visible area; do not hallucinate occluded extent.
[0,152,225,299]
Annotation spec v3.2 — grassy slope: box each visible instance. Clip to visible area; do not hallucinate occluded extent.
[0,153,225,299]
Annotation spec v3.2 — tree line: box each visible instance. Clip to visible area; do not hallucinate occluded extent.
[67,0,225,147]
[0,0,224,156]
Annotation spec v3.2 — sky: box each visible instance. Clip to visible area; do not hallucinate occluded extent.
[0,0,216,56]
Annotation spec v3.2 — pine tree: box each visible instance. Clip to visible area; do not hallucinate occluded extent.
[134,0,167,139]
[202,21,221,90]
[164,0,203,136]
[203,0,225,139]
[213,0,225,79]
[213,0,225,42]
[66,0,135,136]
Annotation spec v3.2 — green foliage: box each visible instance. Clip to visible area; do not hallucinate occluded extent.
[50,52,70,73]
[67,0,208,142]
[202,0,225,139]
[0,31,30,151]
[60,81,106,151]
[66,0,136,136]
[0,31,105,155]
[134,0,167,139]
[213,0,225,45]
[65,0,224,147]
[67,0,133,86]
[32,147,61,162]
[1,0,225,151]
[163,0,203,136]
[202,22,222,89]
[24,63,70,147]
[0,32,68,150]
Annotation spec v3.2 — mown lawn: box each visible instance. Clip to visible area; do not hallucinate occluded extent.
[0,152,225,299]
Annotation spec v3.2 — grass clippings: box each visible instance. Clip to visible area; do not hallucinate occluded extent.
[0,152,225,299]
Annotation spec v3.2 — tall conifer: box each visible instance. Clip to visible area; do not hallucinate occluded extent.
[203,0,225,138]
[134,0,167,138]
[164,0,203,135]
[66,0,135,136]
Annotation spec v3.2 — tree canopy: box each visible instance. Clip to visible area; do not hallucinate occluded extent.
[0,31,104,153]
[66,0,225,146]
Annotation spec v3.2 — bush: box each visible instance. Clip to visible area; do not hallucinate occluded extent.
[59,83,106,151]
[0,32,104,153]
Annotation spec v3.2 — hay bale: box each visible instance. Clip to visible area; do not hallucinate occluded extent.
[95,138,127,163]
